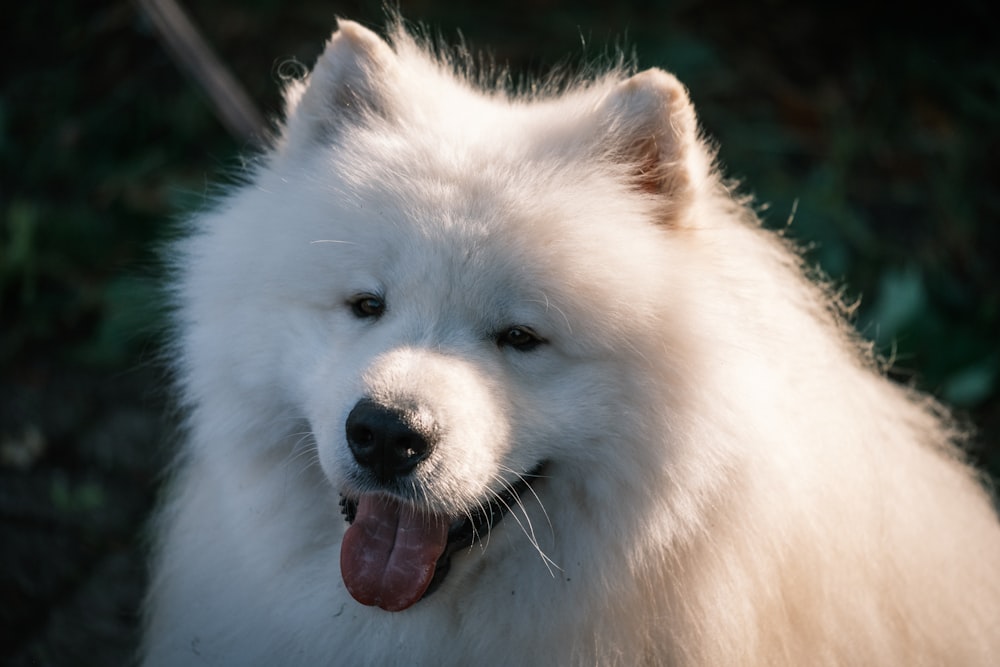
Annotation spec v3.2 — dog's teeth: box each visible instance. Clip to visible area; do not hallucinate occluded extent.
[339,495,358,523]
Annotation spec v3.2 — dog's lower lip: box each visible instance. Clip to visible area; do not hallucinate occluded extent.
[339,462,548,601]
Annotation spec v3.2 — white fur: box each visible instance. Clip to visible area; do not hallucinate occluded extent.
[143,19,1000,666]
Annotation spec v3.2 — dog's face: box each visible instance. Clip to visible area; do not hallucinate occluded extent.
[285,159,669,609]
[180,21,707,612]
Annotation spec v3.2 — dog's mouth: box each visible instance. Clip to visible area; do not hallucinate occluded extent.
[338,462,547,612]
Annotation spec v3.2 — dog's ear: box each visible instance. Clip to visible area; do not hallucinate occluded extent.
[598,69,711,223]
[279,20,396,155]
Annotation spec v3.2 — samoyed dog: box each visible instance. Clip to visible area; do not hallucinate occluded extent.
[143,18,1000,666]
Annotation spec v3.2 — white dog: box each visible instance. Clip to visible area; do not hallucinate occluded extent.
[143,18,1000,666]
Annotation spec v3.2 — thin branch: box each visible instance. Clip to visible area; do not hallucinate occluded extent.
[137,0,265,144]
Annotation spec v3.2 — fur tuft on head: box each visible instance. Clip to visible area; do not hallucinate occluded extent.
[276,18,710,224]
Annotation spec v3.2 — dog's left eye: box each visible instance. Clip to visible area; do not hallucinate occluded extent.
[497,325,546,352]
[349,294,386,319]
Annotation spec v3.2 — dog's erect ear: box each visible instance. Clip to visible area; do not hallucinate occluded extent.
[279,20,396,155]
[598,69,710,223]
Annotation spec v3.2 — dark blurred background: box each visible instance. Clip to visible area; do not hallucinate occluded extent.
[2,1,997,664]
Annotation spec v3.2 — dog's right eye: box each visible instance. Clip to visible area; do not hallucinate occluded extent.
[349,294,386,319]
[497,325,546,352]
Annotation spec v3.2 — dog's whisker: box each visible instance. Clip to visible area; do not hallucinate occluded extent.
[501,464,557,543]
[489,469,561,575]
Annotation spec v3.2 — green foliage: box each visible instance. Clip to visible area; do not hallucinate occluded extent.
[50,473,107,514]
[1,2,238,367]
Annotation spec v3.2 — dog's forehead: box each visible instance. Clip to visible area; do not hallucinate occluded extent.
[363,194,669,339]
[326,84,623,207]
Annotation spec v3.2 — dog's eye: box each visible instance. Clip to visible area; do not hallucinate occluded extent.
[349,294,386,319]
[497,325,545,352]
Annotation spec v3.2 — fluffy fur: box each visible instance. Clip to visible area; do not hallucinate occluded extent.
[143,19,1000,665]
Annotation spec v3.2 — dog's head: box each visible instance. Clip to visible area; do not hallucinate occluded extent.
[179,19,713,612]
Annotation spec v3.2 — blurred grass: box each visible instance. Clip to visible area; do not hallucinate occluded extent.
[2,2,998,447]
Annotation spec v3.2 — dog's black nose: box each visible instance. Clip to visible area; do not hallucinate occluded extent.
[345,399,436,482]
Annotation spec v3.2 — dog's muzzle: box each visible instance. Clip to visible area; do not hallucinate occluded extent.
[338,398,546,611]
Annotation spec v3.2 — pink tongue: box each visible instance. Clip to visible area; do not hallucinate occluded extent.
[340,494,450,612]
